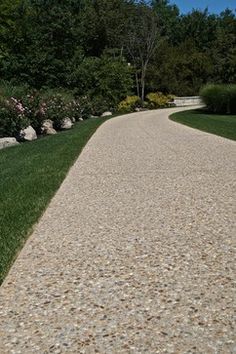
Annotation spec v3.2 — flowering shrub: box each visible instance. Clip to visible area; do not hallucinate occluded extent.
[22,91,46,133]
[66,100,83,121]
[41,95,67,130]
[73,95,110,117]
[42,94,82,129]
[0,87,109,138]
[117,96,141,113]
[0,97,30,138]
[146,92,175,109]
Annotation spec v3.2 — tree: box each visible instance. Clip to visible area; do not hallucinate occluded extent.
[152,0,180,43]
[0,0,21,59]
[124,2,160,101]
[211,9,236,83]
[71,53,133,107]
[177,9,218,50]
[147,40,213,95]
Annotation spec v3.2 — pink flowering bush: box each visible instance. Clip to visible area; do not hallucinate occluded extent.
[42,95,66,129]
[0,88,85,137]
[42,94,81,129]
[0,97,30,138]
[21,91,46,133]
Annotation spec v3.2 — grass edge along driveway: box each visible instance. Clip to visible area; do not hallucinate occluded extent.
[169,109,236,141]
[0,117,111,284]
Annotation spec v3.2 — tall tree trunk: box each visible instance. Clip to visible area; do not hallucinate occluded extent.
[141,63,147,102]
[141,75,145,102]
[135,71,140,98]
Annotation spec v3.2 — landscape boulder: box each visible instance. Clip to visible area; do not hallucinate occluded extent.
[101,111,112,117]
[41,119,57,135]
[19,126,37,141]
[61,117,73,130]
[0,137,19,150]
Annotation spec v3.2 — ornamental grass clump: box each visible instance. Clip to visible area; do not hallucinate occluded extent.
[200,84,236,114]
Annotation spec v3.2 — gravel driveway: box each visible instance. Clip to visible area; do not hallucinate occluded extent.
[0,107,235,353]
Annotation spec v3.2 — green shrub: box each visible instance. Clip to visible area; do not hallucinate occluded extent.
[71,55,133,109]
[75,96,92,119]
[89,95,110,116]
[0,81,30,100]
[117,96,141,113]
[0,97,30,138]
[146,92,174,109]
[200,84,236,114]
[40,88,74,103]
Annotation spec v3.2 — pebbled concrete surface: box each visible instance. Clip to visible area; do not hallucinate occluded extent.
[0,107,235,354]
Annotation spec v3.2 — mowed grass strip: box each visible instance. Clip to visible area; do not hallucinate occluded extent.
[0,117,109,283]
[169,109,236,141]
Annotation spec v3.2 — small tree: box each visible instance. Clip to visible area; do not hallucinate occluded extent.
[124,2,160,101]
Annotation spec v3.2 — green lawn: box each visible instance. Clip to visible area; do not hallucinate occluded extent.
[169,109,236,141]
[0,117,110,283]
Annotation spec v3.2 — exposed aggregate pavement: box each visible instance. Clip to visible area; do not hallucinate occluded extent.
[0,107,235,353]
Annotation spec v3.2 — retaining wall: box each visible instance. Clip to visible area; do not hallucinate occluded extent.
[173,96,203,106]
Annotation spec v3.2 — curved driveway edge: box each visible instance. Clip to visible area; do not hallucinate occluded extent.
[0,107,235,353]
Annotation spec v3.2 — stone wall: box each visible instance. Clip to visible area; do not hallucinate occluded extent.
[173,96,203,107]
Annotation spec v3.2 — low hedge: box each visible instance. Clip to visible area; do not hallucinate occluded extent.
[200,84,236,114]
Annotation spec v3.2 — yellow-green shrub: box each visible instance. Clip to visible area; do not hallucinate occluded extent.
[146,92,174,109]
[118,95,141,113]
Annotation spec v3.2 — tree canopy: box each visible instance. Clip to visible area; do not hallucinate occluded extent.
[0,0,235,97]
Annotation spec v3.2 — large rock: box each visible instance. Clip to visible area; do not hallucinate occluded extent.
[0,137,19,150]
[101,111,112,117]
[61,117,73,130]
[19,126,37,141]
[41,120,57,135]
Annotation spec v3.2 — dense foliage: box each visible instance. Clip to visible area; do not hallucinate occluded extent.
[0,0,235,99]
[200,84,236,114]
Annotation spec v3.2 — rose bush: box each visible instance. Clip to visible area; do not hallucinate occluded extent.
[0,97,30,138]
